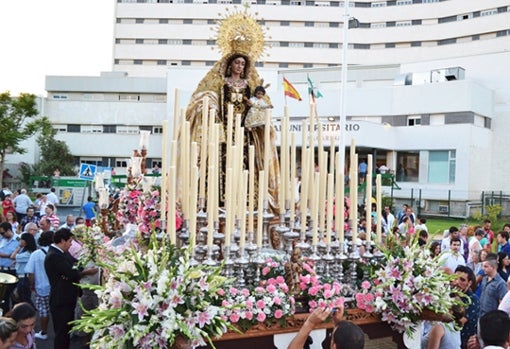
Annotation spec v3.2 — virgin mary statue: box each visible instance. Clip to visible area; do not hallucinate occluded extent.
[184,9,280,214]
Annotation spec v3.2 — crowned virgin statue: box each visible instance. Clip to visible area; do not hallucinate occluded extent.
[184,9,280,214]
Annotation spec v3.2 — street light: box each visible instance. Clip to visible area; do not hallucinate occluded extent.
[338,0,356,175]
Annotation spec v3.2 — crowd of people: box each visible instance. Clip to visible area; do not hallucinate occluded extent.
[0,186,99,349]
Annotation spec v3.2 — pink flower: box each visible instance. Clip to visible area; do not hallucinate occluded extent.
[361,281,371,290]
[229,313,240,323]
[274,309,283,319]
[245,311,253,320]
[273,296,281,305]
[256,300,265,309]
[257,312,266,322]
[217,289,225,296]
[262,267,270,275]
[196,311,212,328]
[266,284,276,293]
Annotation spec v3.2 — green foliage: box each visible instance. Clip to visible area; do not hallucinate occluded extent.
[0,91,50,188]
[36,126,76,177]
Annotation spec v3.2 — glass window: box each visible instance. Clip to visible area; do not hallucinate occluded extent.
[408,116,421,126]
[428,150,455,184]
[67,124,80,133]
[396,151,419,182]
[103,125,117,134]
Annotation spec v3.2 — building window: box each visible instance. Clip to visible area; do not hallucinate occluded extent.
[159,19,169,24]
[183,39,191,45]
[396,151,419,182]
[159,39,168,45]
[329,22,339,27]
[67,124,80,133]
[329,43,339,48]
[281,21,290,26]
[279,63,289,68]
[157,60,167,65]
[205,61,215,66]
[303,63,313,68]
[438,38,456,45]
[304,42,313,48]
[136,39,144,44]
[472,34,480,41]
[428,150,455,184]
[183,19,193,24]
[207,40,216,45]
[53,124,67,132]
[407,116,421,126]
[153,126,163,134]
[117,126,139,134]
[280,42,289,47]
[182,60,191,65]
[255,62,264,67]
[411,41,421,47]
[82,159,103,167]
[82,125,103,133]
[136,18,144,24]
[305,21,314,27]
[385,43,396,48]
[103,125,117,133]
[116,160,128,168]
[134,59,143,65]
[353,43,370,49]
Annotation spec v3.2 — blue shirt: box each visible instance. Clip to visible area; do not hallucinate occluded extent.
[480,273,507,316]
[0,236,19,268]
[15,250,31,275]
[500,242,510,257]
[24,247,50,296]
[460,290,480,347]
[82,201,96,220]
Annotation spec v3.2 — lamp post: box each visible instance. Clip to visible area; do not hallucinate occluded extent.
[338,0,358,176]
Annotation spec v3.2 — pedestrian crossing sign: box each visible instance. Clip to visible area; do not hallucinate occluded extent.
[79,163,97,181]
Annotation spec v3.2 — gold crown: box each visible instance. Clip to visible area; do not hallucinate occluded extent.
[214,6,267,62]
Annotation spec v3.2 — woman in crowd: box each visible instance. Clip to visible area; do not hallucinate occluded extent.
[5,303,36,349]
[430,241,442,258]
[421,303,465,349]
[10,234,37,306]
[0,317,17,349]
[498,251,510,282]
[4,213,18,234]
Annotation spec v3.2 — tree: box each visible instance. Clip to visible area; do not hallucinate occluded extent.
[36,125,76,177]
[0,91,51,189]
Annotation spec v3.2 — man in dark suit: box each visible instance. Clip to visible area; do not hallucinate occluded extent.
[44,228,97,349]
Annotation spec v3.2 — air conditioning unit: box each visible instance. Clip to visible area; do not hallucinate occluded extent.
[438,205,449,214]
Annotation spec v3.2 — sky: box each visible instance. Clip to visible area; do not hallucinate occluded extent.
[0,1,114,96]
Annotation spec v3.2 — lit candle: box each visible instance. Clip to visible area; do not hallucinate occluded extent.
[326,173,334,246]
[376,174,382,244]
[365,155,373,244]
[139,130,150,150]
[257,171,265,247]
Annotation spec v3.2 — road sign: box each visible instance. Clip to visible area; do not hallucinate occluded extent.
[79,163,97,181]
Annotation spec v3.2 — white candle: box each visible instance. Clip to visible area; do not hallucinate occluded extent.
[257,171,265,247]
[172,89,180,141]
[139,130,150,150]
[168,166,177,244]
[264,110,271,201]
[224,168,232,247]
[161,121,168,224]
[326,173,334,246]
[376,174,382,244]
[318,152,327,234]
[312,173,319,245]
[207,164,215,248]
[335,153,345,243]
[300,148,309,234]
[248,146,255,234]
[199,99,209,199]
[130,156,142,178]
[98,188,109,209]
[94,173,105,191]
[290,133,296,223]
[352,155,358,245]
[365,155,373,243]
[190,166,198,248]
[239,170,248,249]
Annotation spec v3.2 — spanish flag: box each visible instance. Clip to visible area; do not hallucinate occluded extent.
[283,77,302,101]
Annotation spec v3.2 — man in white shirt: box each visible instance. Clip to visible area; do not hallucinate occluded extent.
[382,206,395,234]
[441,226,465,253]
[46,187,59,208]
[441,237,466,273]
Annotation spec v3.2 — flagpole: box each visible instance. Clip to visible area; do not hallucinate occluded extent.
[339,0,350,187]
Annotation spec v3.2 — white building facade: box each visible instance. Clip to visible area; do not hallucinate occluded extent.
[5,1,510,216]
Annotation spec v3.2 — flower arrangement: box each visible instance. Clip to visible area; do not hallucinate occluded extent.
[72,235,232,349]
[71,224,110,268]
[220,276,294,331]
[298,258,345,311]
[115,178,181,238]
[355,235,461,335]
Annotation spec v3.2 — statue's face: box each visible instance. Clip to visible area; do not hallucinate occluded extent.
[230,57,246,76]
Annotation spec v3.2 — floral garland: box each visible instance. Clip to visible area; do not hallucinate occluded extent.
[72,236,232,349]
[355,235,462,336]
